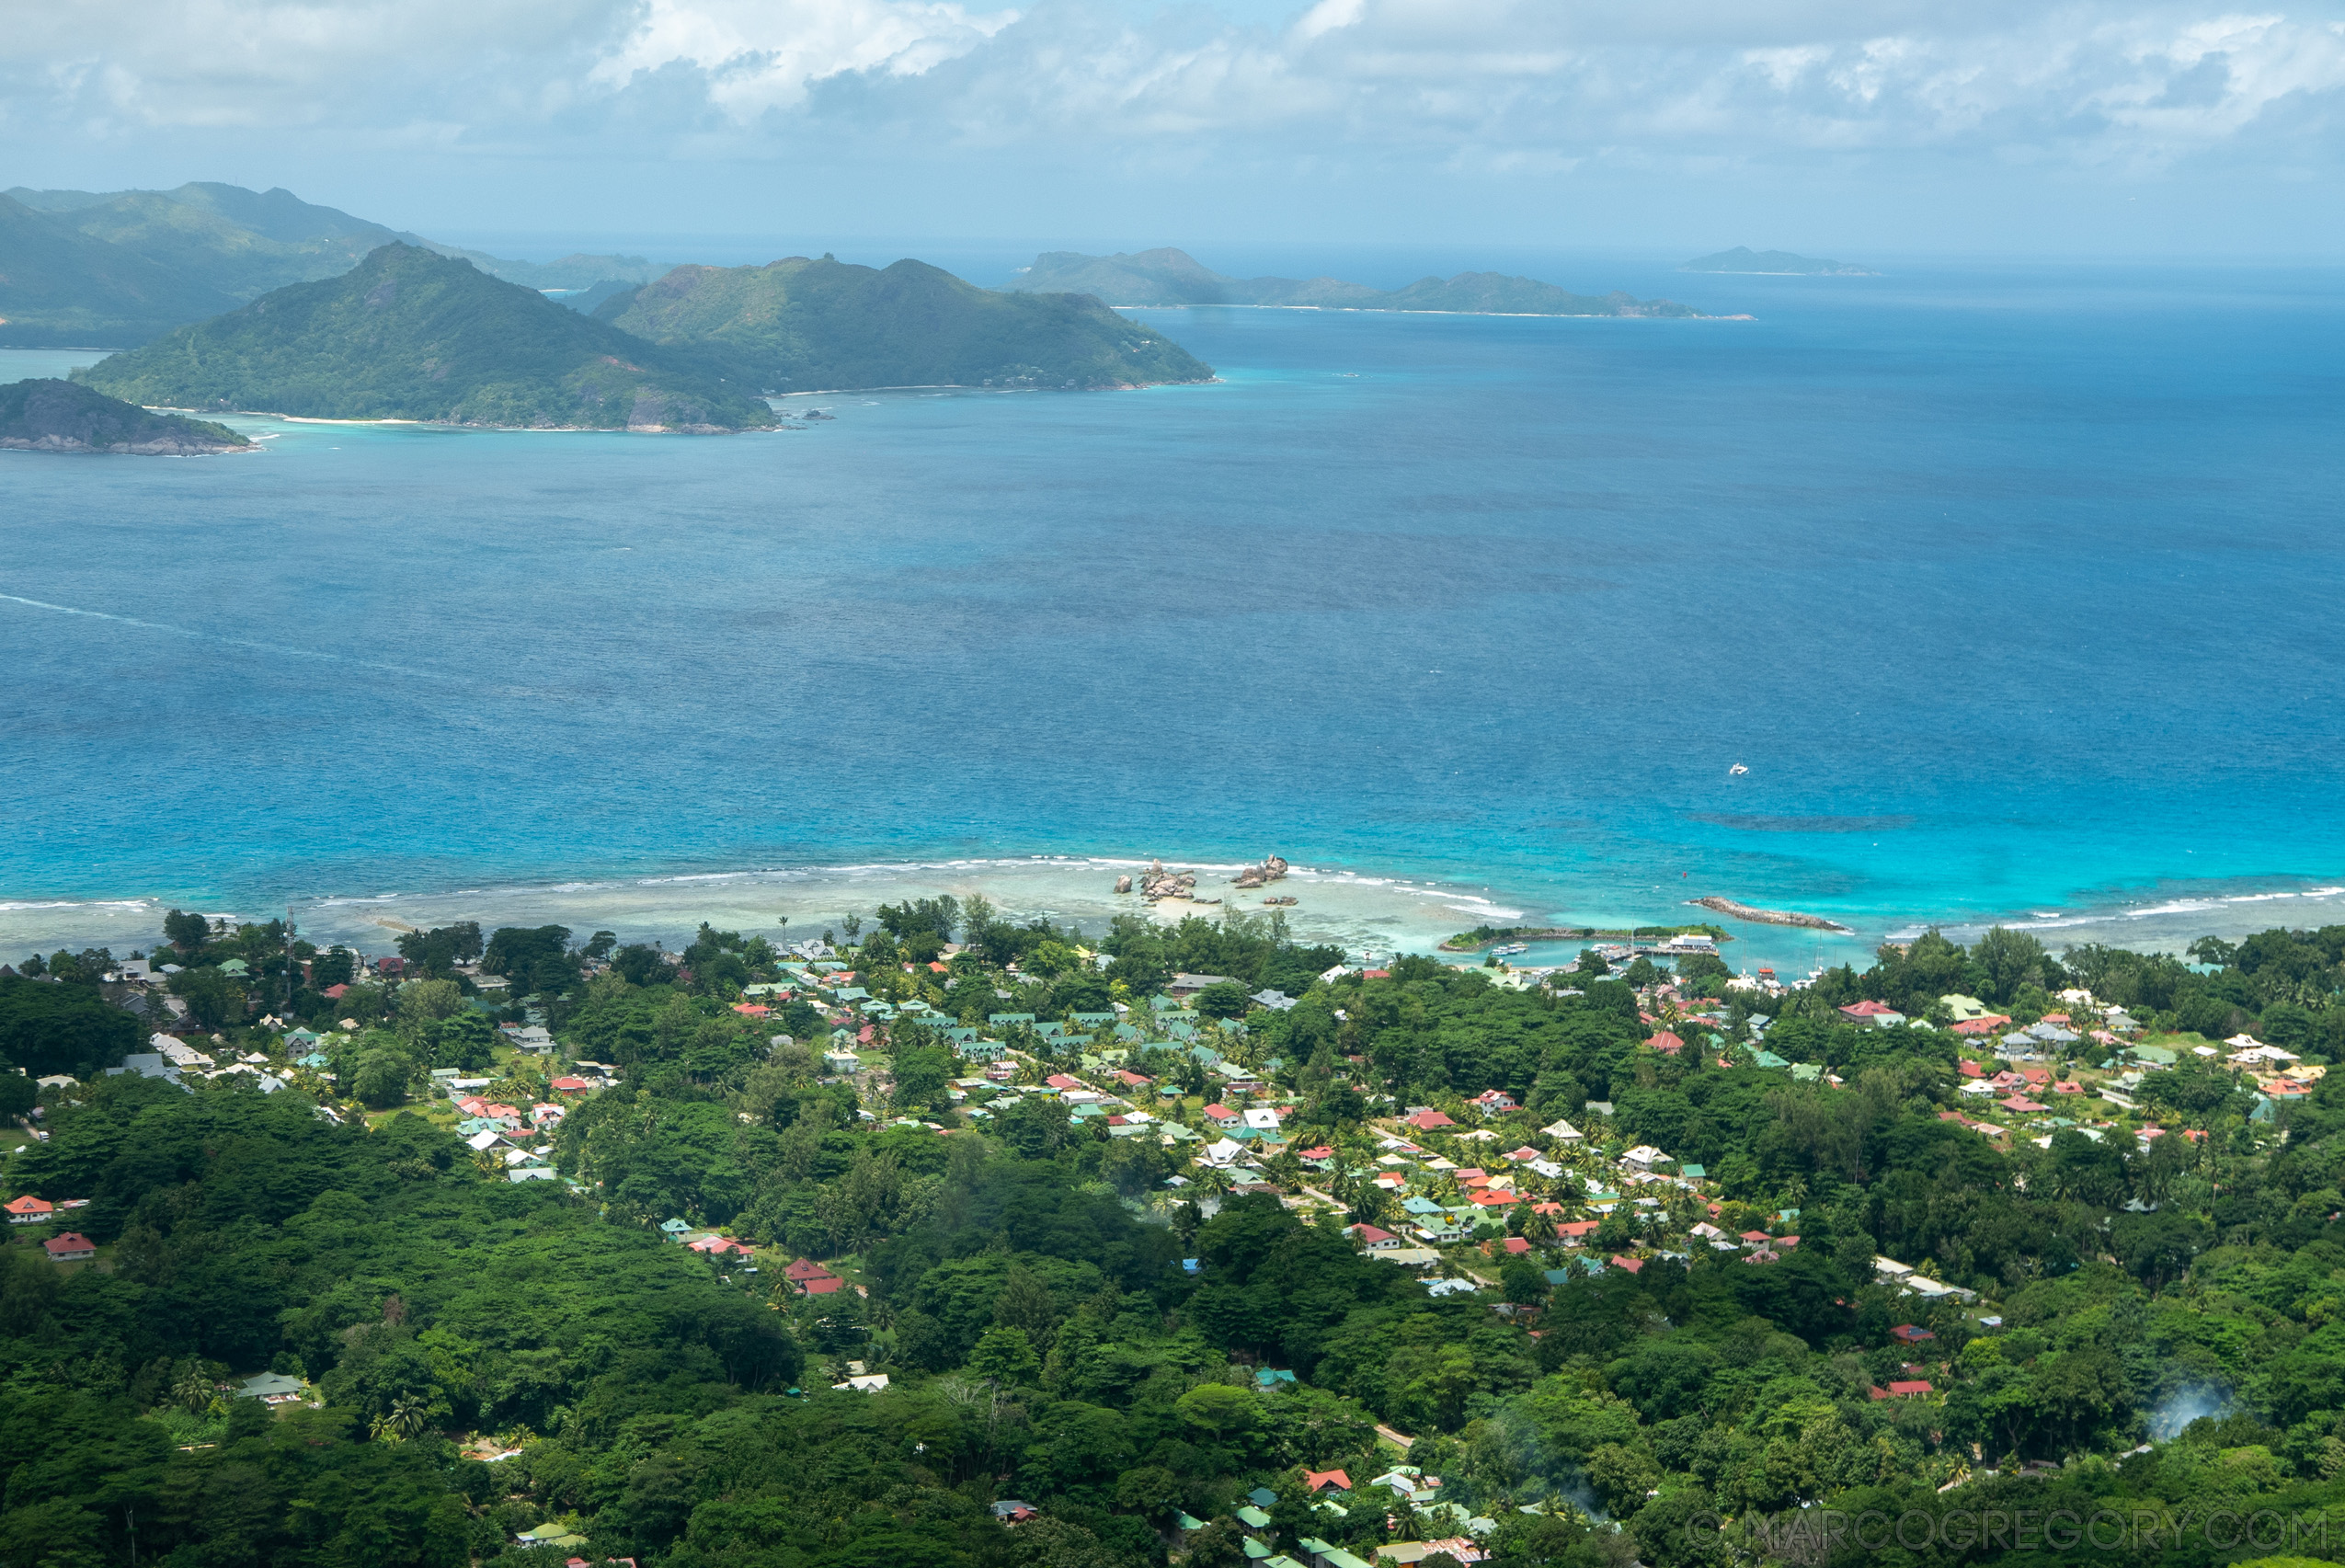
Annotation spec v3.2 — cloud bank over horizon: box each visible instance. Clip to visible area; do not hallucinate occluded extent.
[5,0,2341,255]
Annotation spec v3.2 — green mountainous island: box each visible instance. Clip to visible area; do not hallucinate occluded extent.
[1680,246,1878,275]
[1004,246,1700,317]
[1,181,658,347]
[0,377,250,454]
[75,245,777,431]
[594,256,1215,392]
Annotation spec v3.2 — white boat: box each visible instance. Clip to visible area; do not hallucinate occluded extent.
[1728,763,1748,776]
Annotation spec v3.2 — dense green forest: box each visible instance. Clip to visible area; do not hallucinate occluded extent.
[594,257,1214,393]
[75,245,777,431]
[7,907,2345,1568]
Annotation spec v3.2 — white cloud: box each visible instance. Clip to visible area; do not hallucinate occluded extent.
[593,0,1019,118]
[2,0,2339,178]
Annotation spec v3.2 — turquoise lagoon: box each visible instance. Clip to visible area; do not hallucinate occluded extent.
[2,257,2340,967]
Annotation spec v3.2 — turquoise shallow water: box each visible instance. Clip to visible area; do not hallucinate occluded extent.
[2,258,2341,961]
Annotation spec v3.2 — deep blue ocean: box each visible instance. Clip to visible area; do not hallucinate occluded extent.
[4,256,2341,956]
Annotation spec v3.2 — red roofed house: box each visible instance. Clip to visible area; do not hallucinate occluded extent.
[1740,1230,1771,1245]
[1305,1470,1352,1494]
[1469,1190,1520,1208]
[1500,1237,1531,1255]
[1998,1095,2048,1113]
[1470,1089,1517,1112]
[784,1258,836,1282]
[689,1236,754,1257]
[1958,1059,1985,1078]
[551,1076,591,1093]
[1349,1224,1402,1251]
[1112,1070,1152,1088]
[1405,1108,1457,1132]
[322,983,349,1001]
[1839,1001,1902,1021]
[1608,1255,1644,1274]
[731,1002,771,1018]
[1506,1145,1543,1162]
[2018,1067,2051,1087]
[1952,1016,2011,1036]
[1646,1031,1685,1055]
[44,1232,96,1262]
[6,1196,54,1225]
[1890,1324,1937,1344]
[1046,1073,1083,1091]
[1870,1380,1934,1400]
[1204,1104,1242,1129]
[1557,1220,1601,1244]
[802,1276,847,1295]
[1360,969,1390,980]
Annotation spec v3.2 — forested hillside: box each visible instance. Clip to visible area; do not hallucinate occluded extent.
[6,904,2345,1567]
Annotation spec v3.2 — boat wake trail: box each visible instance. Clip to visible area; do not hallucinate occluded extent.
[0,589,442,681]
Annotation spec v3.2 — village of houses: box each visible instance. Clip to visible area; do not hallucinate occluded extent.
[5,931,2320,1563]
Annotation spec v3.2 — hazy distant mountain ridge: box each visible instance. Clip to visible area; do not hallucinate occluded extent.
[1005,247,1699,316]
[0,377,251,454]
[0,194,243,346]
[1679,246,1877,275]
[0,182,661,345]
[596,256,1215,391]
[76,244,776,431]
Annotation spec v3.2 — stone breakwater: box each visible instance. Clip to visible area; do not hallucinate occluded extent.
[1691,896,1854,933]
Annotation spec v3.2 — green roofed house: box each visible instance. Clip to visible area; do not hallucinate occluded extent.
[2133,1044,2179,1067]
[1789,1064,1824,1082]
[1751,1049,1789,1069]
[1941,994,1993,1022]
[990,1013,1036,1026]
[519,1523,587,1549]
[1679,1163,1706,1180]
[1237,1505,1275,1528]
[217,958,249,977]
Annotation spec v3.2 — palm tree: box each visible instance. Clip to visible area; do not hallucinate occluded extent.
[372,1392,429,1442]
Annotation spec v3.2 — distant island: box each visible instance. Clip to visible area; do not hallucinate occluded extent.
[74,245,777,432]
[594,256,1215,392]
[1002,247,1700,317]
[0,378,251,454]
[2,181,660,348]
[1679,246,1877,276]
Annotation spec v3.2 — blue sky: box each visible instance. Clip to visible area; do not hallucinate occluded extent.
[6,0,2341,258]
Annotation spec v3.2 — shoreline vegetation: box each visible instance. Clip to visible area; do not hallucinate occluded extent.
[1690,896,1858,933]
